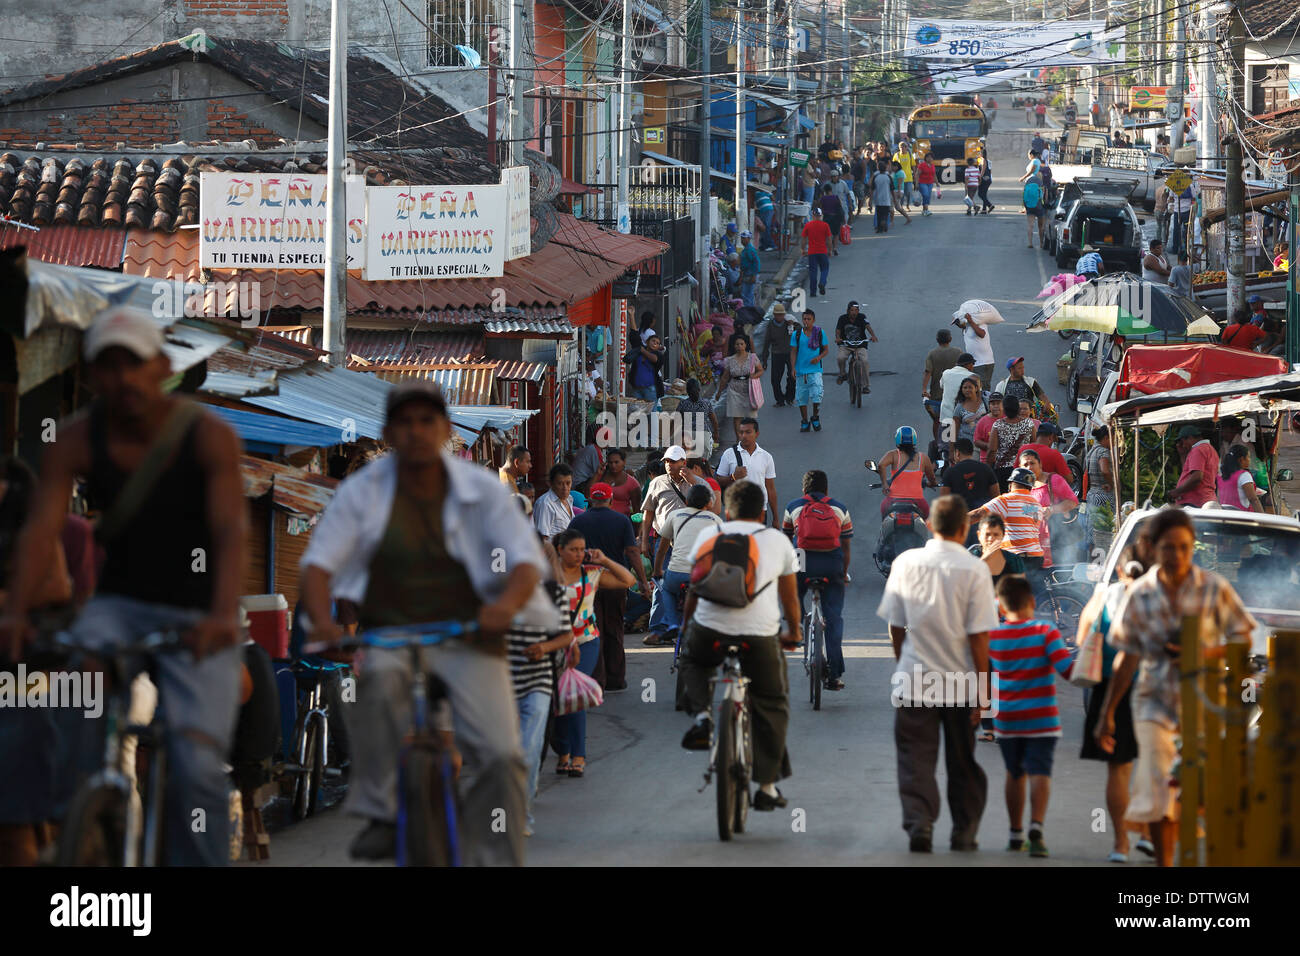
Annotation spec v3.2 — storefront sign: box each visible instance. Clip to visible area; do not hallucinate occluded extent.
[364,184,507,280]
[644,127,665,145]
[502,166,531,261]
[789,148,811,168]
[1129,86,1167,111]
[199,172,365,270]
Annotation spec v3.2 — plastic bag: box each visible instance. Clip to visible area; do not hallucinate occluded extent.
[953,299,1006,326]
[554,644,604,715]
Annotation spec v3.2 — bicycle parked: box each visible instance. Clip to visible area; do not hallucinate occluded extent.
[282,656,350,821]
[699,639,754,842]
[304,621,472,867]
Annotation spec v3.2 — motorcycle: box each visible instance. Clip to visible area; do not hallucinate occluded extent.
[865,459,932,578]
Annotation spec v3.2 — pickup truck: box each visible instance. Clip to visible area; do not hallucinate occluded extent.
[1053,145,1173,210]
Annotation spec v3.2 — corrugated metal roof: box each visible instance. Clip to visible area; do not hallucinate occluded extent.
[203,369,279,397]
[492,360,549,382]
[240,455,338,516]
[345,329,483,366]
[243,361,391,440]
[362,364,497,405]
[0,223,125,268]
[215,405,349,448]
[482,316,574,335]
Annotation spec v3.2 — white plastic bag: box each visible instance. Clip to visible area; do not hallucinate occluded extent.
[953,299,1006,326]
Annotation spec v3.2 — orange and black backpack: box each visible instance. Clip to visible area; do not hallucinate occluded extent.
[690,530,770,608]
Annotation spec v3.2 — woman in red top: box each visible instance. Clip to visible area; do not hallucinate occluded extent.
[915,151,937,216]
[594,448,641,516]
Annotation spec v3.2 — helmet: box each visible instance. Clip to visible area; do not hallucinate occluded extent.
[894,426,917,448]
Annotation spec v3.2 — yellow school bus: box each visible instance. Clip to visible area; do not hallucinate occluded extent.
[907,101,987,184]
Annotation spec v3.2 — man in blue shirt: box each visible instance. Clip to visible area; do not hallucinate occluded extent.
[782,469,853,690]
[739,231,762,308]
[791,308,829,433]
[1075,246,1104,278]
[755,192,777,250]
[1021,178,1044,249]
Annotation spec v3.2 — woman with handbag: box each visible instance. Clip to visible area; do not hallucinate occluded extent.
[1018,449,1079,570]
[712,333,765,444]
[1076,547,1152,863]
[551,529,635,778]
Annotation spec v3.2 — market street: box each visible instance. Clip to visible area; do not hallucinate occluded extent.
[263,115,1130,867]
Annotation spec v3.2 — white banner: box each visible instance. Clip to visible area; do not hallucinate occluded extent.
[200,172,365,270]
[906,19,1124,68]
[503,166,531,261]
[364,184,507,280]
[928,62,1028,94]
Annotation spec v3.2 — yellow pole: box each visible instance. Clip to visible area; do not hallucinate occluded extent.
[1178,614,1202,866]
[1272,632,1300,864]
[1203,633,1225,864]
[1245,634,1280,864]
[1219,642,1250,866]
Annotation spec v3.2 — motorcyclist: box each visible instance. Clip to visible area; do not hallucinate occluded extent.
[872,426,936,519]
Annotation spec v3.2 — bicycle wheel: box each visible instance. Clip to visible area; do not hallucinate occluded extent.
[57,784,128,866]
[733,698,754,834]
[715,696,736,842]
[291,718,324,820]
[401,746,456,866]
[1050,592,1087,647]
[811,615,825,712]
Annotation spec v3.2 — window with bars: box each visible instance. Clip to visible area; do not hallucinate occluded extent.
[427,0,496,68]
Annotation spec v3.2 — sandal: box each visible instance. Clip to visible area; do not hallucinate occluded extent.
[979,730,996,742]
[556,757,572,775]
[568,760,585,778]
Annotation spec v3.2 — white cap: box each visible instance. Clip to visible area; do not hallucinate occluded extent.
[83,307,166,362]
[662,444,688,461]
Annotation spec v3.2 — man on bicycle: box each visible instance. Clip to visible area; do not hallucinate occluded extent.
[834,300,878,393]
[782,470,853,691]
[678,482,802,811]
[300,380,550,866]
[2,308,248,866]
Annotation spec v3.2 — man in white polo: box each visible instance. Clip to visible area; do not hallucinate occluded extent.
[715,416,779,526]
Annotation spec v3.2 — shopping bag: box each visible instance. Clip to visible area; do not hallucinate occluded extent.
[839,223,852,245]
[749,375,765,410]
[1070,618,1104,688]
[934,186,942,199]
[554,643,604,715]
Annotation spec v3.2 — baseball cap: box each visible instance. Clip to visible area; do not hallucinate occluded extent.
[662,444,689,462]
[83,307,165,362]
[989,390,1004,401]
[1037,422,1059,435]
[1006,356,1025,370]
[385,379,448,422]
[1008,467,1036,488]
[726,223,738,233]
[1176,425,1201,441]
[1247,295,1263,304]
[740,230,752,238]
[589,482,614,501]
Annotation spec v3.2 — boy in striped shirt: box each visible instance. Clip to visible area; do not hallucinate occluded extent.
[989,575,1074,857]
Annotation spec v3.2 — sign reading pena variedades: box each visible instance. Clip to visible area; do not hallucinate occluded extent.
[199,172,365,270]
[364,184,508,280]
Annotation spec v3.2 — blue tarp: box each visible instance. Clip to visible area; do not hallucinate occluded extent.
[212,405,346,448]
[798,114,816,131]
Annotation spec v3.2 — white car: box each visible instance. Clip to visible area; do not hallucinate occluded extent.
[1094,506,1300,657]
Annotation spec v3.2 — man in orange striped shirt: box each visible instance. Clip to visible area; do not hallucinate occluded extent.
[970,467,1045,591]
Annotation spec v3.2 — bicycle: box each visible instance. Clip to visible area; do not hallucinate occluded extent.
[283,656,350,821]
[803,577,831,711]
[841,339,869,408]
[35,630,186,866]
[304,620,474,867]
[698,639,754,842]
[1041,567,1089,648]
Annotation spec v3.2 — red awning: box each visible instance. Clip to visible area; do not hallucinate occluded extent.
[0,222,125,268]
[1116,344,1289,400]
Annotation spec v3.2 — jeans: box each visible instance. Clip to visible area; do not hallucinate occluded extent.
[770,351,796,403]
[1169,211,1187,255]
[648,543,673,634]
[741,276,757,308]
[875,206,891,232]
[802,185,816,205]
[630,384,657,401]
[659,569,692,633]
[977,182,992,209]
[516,690,551,831]
[918,182,933,208]
[591,587,626,689]
[903,181,913,205]
[554,638,600,758]
[56,595,241,866]
[807,253,830,295]
[346,635,527,865]
[798,554,846,679]
[757,206,776,248]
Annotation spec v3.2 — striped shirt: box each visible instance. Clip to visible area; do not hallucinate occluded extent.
[964,166,981,188]
[507,581,569,699]
[983,490,1045,558]
[781,494,854,550]
[989,619,1074,737]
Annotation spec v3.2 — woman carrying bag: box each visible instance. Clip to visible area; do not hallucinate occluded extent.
[712,333,765,443]
[550,528,635,778]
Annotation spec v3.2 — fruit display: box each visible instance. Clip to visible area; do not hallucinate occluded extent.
[1193,271,1226,285]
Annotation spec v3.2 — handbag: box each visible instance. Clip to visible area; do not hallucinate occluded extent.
[1070,613,1104,687]
[554,641,604,715]
[747,356,765,409]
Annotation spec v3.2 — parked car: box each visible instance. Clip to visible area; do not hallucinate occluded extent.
[1094,507,1300,659]
[1050,178,1146,273]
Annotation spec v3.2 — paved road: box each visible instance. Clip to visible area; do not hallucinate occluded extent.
[264,116,1139,867]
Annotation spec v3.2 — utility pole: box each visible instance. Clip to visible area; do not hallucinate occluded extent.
[787,0,799,246]
[323,0,347,366]
[617,0,632,233]
[1225,1,1246,319]
[509,0,527,167]
[700,0,713,322]
[1199,1,1218,170]
[765,0,773,74]
[736,5,748,234]
[1170,4,1187,148]
[820,0,828,133]
[840,2,850,146]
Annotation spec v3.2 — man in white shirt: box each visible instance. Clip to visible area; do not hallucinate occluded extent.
[640,445,712,645]
[939,353,980,428]
[678,481,803,811]
[653,484,724,643]
[716,417,779,526]
[953,313,995,390]
[533,463,576,537]
[876,494,998,853]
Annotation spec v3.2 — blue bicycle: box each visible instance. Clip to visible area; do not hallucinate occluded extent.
[304,621,475,867]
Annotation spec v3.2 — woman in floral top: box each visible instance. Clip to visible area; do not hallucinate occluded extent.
[987,394,1038,485]
[551,528,635,777]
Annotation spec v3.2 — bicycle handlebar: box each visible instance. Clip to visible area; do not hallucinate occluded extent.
[28,629,189,660]
[300,620,479,656]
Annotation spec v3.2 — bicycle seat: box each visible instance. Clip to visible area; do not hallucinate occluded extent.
[711,640,751,653]
[804,576,835,588]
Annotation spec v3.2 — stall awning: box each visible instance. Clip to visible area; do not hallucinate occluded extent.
[213,406,349,450]
[1103,372,1300,425]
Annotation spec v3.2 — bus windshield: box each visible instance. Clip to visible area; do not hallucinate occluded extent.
[911,119,985,139]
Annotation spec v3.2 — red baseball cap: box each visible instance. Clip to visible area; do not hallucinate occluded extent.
[589,482,614,501]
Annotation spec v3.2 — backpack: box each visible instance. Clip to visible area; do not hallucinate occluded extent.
[690,530,772,608]
[794,494,842,551]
